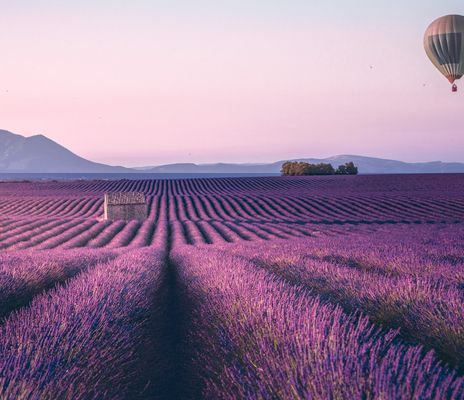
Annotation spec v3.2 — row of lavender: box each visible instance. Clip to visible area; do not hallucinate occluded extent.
[0,242,463,398]
[172,244,464,399]
[1,214,349,250]
[212,223,464,371]
[1,193,463,222]
[0,249,116,321]
[1,209,464,250]
[0,248,168,399]
[2,174,464,197]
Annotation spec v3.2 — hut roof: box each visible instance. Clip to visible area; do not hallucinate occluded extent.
[105,192,146,205]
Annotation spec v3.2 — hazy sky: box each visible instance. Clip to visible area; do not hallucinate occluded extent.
[0,1,463,166]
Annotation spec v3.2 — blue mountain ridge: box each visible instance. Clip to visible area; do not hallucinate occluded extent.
[1,130,463,174]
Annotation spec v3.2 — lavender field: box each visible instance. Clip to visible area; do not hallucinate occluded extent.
[0,174,463,399]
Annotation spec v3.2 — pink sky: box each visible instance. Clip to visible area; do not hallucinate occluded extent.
[0,1,463,166]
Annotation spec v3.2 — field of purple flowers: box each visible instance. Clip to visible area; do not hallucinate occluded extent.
[0,175,463,399]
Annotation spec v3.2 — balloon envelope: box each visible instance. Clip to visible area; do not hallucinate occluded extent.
[424,15,464,84]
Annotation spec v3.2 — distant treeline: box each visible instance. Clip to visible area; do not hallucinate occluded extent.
[281,161,358,176]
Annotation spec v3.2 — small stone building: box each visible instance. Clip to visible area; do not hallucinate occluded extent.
[103,192,147,221]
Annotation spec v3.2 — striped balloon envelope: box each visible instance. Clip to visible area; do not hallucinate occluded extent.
[424,15,464,92]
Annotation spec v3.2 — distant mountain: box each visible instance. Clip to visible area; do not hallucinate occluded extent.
[1,129,464,174]
[0,130,129,173]
[141,155,464,174]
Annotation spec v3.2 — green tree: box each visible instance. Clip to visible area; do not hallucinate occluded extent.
[345,161,358,175]
[336,162,358,175]
[282,161,358,176]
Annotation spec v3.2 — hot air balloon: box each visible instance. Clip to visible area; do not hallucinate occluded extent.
[424,14,464,92]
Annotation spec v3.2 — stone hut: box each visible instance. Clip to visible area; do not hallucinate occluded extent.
[103,192,147,221]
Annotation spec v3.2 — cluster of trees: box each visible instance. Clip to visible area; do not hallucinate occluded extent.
[281,161,358,176]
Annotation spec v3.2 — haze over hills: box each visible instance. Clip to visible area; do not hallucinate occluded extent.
[1,129,464,175]
[138,157,464,174]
